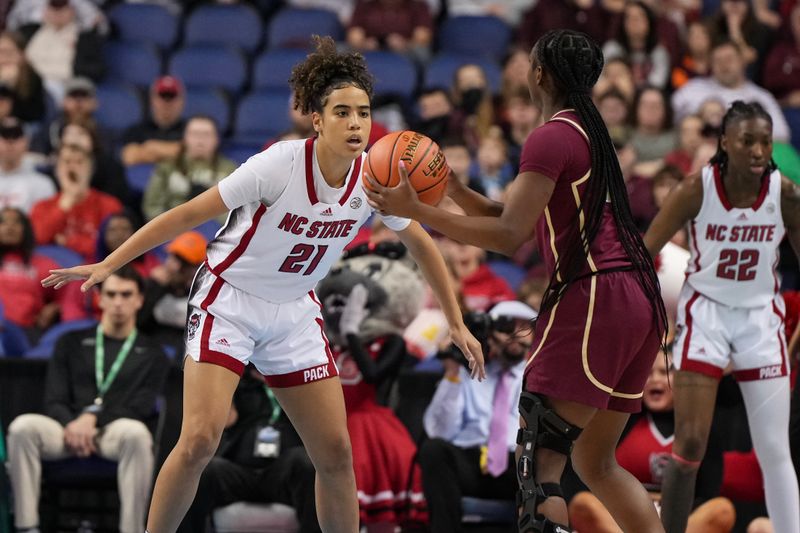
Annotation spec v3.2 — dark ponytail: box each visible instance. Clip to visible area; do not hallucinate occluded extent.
[534,30,668,352]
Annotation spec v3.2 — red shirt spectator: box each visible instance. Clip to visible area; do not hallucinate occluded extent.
[761,4,800,106]
[347,0,432,53]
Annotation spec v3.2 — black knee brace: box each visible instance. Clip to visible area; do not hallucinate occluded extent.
[516,392,583,533]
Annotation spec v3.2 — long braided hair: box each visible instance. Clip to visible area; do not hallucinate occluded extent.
[709,101,777,175]
[534,29,668,351]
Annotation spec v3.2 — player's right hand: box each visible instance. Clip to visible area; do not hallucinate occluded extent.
[42,262,111,292]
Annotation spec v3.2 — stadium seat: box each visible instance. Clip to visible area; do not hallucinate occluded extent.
[195,219,222,242]
[126,164,155,196]
[461,496,516,524]
[108,3,179,51]
[784,107,800,152]
[169,45,248,94]
[95,83,144,133]
[267,8,343,49]
[438,16,511,61]
[25,319,99,359]
[183,88,231,134]
[423,53,502,94]
[252,49,307,90]
[35,245,85,268]
[363,51,418,100]
[487,260,527,292]
[232,90,292,147]
[103,41,162,88]
[184,3,264,54]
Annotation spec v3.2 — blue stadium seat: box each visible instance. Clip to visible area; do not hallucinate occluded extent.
[103,41,162,88]
[183,88,231,133]
[35,245,85,268]
[26,319,99,359]
[784,107,800,152]
[169,45,248,93]
[222,143,261,164]
[95,83,143,132]
[487,260,526,292]
[126,164,155,196]
[363,51,417,100]
[268,8,343,49]
[108,3,179,51]
[461,497,515,524]
[438,16,511,61]
[184,3,263,54]
[233,90,292,146]
[195,219,222,242]
[423,53,502,94]
[252,49,307,90]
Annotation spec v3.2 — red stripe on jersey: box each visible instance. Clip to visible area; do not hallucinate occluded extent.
[305,137,319,205]
[198,275,245,375]
[210,203,267,276]
[774,301,788,376]
[680,291,723,379]
[339,155,362,206]
[751,174,771,210]
[713,164,734,211]
[263,317,338,388]
[688,220,701,278]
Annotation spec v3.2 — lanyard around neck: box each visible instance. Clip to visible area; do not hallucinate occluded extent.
[95,325,137,402]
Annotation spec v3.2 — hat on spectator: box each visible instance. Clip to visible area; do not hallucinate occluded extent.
[489,300,537,321]
[152,76,184,98]
[64,77,96,98]
[167,231,207,265]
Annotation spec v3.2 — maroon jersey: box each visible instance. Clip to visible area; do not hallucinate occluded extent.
[520,110,630,279]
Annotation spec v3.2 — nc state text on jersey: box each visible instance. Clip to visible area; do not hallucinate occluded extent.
[705,224,777,243]
[278,212,357,239]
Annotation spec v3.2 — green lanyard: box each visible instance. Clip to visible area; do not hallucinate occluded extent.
[94,325,137,406]
[263,386,281,425]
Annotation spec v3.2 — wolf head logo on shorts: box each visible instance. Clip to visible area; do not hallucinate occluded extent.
[187,313,201,340]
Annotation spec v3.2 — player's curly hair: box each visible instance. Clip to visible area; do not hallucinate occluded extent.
[289,35,374,114]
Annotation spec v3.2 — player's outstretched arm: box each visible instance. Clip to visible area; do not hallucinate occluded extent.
[366,163,553,256]
[42,186,229,292]
[397,221,486,381]
[643,172,704,258]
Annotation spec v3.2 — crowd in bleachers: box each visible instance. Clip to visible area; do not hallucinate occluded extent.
[1,0,800,532]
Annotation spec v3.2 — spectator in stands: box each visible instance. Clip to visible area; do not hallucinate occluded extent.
[500,86,541,173]
[286,0,357,24]
[664,114,709,176]
[672,21,713,89]
[96,211,160,279]
[346,0,433,64]
[516,275,547,312]
[516,0,611,51]
[500,47,530,102]
[413,88,454,144]
[58,120,129,205]
[650,164,684,210]
[671,41,790,141]
[0,31,45,123]
[19,0,105,103]
[0,206,85,333]
[450,64,496,152]
[138,231,206,356]
[617,141,657,231]
[447,0,534,25]
[7,265,168,533]
[629,86,676,177]
[418,300,536,532]
[7,0,108,34]
[0,85,14,121]
[143,116,235,223]
[0,117,55,213]
[593,57,636,104]
[597,88,633,148]
[438,238,515,312]
[440,137,481,194]
[762,3,800,107]
[30,143,122,260]
[706,0,772,78]
[177,368,319,533]
[603,1,671,90]
[121,76,186,166]
[38,76,104,155]
[471,131,514,201]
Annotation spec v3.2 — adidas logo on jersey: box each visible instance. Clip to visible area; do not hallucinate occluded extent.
[215,338,230,347]
[320,207,333,216]
[737,212,748,221]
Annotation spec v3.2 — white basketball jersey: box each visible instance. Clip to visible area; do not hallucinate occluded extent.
[685,165,784,307]
[207,138,409,303]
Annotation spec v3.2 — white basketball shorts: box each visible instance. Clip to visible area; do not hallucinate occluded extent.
[184,265,337,387]
[674,284,788,381]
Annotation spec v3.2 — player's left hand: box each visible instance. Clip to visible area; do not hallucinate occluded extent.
[450,323,486,381]
[364,160,421,219]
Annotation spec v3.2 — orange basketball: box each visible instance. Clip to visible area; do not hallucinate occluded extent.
[363,130,449,206]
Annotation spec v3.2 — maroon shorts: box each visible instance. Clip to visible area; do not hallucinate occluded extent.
[524,271,661,413]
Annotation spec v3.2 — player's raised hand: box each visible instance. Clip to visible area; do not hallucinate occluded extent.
[450,323,486,381]
[42,263,111,292]
[364,160,420,218]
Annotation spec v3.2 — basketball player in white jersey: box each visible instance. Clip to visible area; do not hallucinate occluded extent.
[43,36,484,533]
[644,101,800,533]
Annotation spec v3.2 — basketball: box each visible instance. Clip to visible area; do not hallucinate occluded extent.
[363,130,450,206]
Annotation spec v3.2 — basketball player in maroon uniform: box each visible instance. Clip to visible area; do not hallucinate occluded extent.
[367,29,668,533]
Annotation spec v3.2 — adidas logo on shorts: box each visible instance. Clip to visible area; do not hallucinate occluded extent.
[215,338,230,347]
